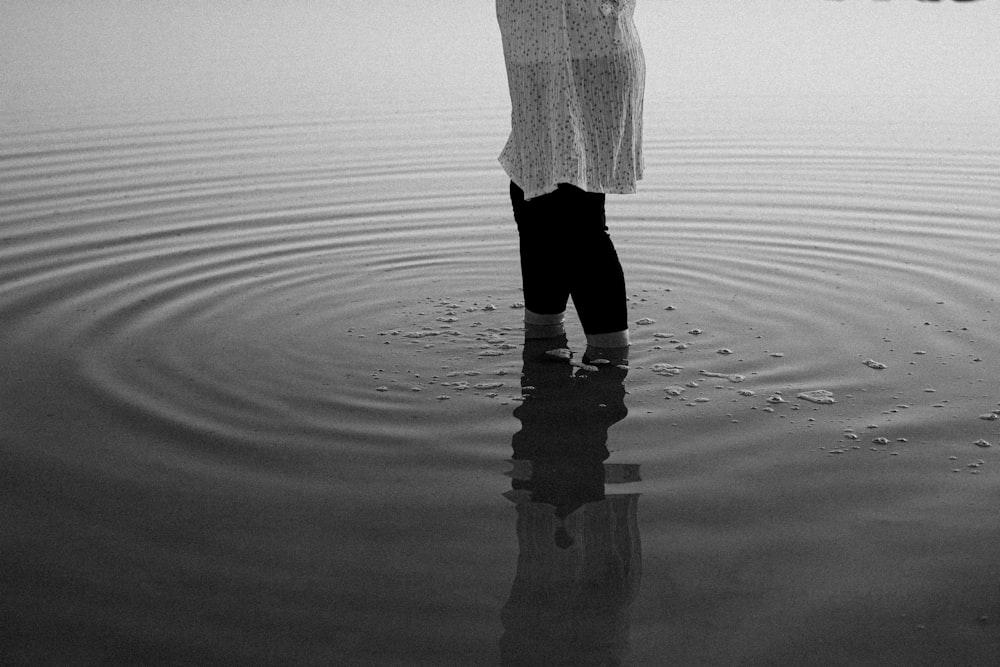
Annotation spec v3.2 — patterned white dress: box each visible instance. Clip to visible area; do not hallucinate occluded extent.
[497,0,645,200]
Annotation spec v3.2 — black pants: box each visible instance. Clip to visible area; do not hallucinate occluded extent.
[510,181,627,336]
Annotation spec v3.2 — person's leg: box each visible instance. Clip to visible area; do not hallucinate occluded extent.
[510,181,570,338]
[510,181,630,356]
[557,186,630,360]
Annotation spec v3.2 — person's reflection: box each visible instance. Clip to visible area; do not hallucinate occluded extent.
[500,336,642,666]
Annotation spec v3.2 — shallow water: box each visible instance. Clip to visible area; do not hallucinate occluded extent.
[4,3,1000,666]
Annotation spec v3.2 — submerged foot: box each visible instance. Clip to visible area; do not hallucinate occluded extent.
[583,345,629,367]
[583,330,630,366]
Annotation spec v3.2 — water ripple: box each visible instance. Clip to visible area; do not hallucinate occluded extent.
[2,111,999,464]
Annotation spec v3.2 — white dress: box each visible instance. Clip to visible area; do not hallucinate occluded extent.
[497,0,645,200]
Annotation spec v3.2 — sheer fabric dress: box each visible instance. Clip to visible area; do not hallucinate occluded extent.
[497,0,645,200]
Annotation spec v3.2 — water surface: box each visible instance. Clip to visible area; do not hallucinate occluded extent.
[3,2,1000,665]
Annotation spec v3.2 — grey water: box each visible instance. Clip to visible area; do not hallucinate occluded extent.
[3,2,1000,665]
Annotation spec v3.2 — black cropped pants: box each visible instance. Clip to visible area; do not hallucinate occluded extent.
[509,181,627,336]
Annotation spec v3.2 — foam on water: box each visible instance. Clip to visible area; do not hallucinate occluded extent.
[798,390,837,405]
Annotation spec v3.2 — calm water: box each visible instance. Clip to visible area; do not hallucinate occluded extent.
[3,2,1000,665]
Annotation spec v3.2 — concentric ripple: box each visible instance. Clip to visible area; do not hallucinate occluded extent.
[2,107,999,470]
[2,110,515,465]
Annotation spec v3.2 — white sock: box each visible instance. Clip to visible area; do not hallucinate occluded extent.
[524,309,566,326]
[524,309,566,339]
[585,329,630,348]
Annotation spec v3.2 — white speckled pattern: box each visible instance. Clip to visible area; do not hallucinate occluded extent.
[497,0,644,200]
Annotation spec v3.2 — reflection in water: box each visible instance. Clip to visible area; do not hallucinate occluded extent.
[501,337,642,666]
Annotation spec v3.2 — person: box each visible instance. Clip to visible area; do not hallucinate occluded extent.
[496,0,644,363]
